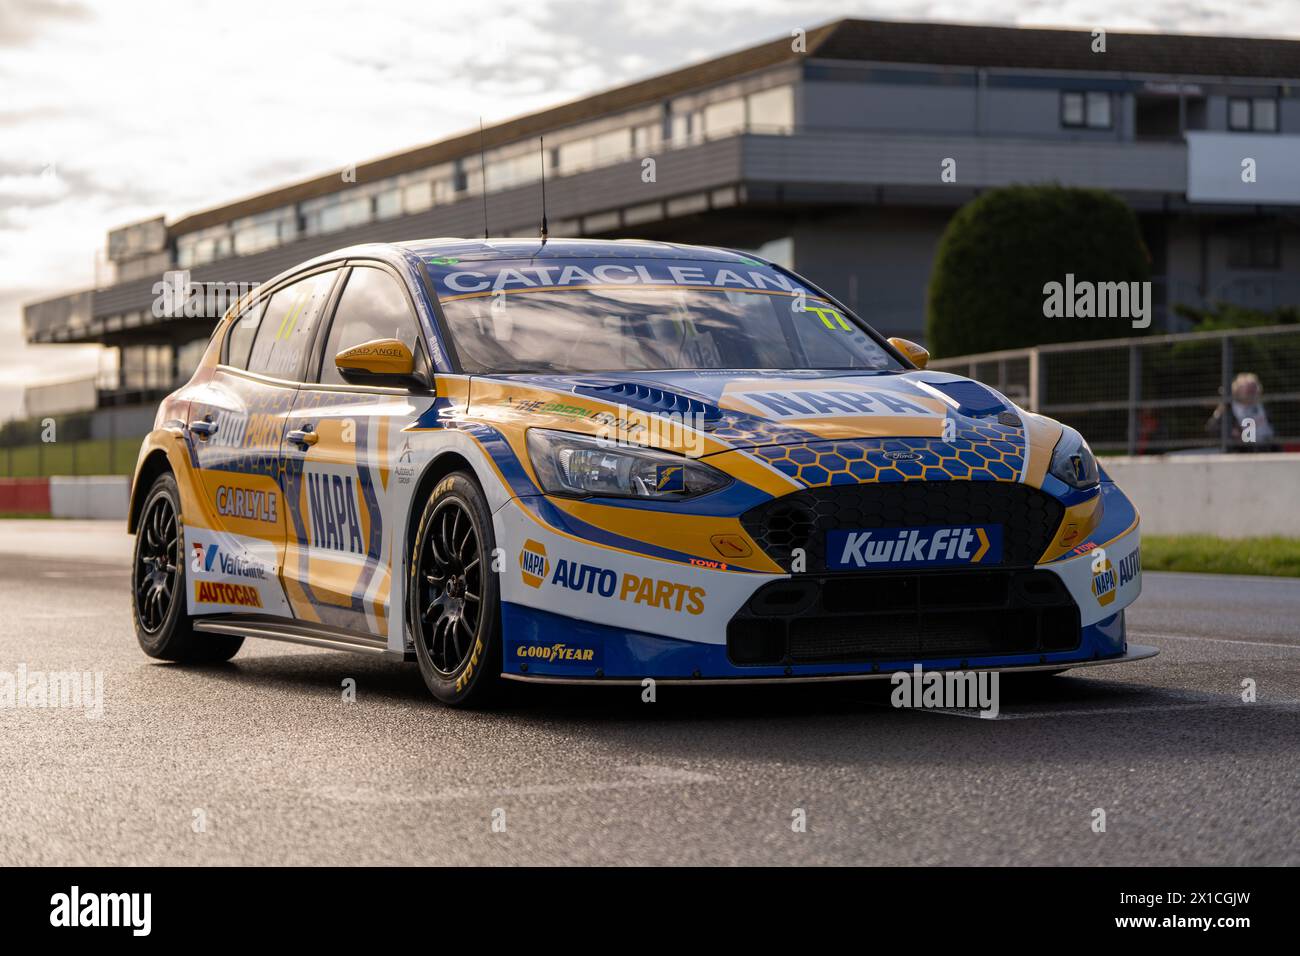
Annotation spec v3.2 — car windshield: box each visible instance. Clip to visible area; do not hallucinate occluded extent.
[429,257,902,374]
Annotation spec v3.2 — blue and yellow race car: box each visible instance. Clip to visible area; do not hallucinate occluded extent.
[128,238,1151,705]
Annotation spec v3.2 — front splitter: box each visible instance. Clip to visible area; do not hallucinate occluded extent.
[499,643,1160,686]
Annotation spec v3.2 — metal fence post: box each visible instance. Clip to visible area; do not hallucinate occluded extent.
[1220,335,1234,453]
[1127,343,1140,456]
[1027,348,1041,413]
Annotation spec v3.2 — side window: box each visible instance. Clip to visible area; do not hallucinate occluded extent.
[224,300,267,370]
[317,267,422,385]
[246,271,336,380]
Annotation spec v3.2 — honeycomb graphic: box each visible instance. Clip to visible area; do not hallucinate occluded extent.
[752,424,1025,488]
[712,412,1025,489]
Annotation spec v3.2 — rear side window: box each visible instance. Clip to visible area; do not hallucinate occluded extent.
[317,267,422,385]
[246,271,336,380]
[224,300,267,370]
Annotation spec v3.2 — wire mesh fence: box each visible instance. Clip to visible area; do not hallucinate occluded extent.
[930,325,1300,455]
[0,408,141,478]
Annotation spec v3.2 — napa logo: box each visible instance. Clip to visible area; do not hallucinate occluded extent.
[1091,551,1118,606]
[519,539,549,588]
[734,388,932,419]
[305,465,365,556]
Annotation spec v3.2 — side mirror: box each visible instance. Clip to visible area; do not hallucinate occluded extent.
[888,336,929,370]
[334,338,430,389]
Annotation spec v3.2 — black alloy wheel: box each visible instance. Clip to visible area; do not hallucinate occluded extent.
[135,492,179,633]
[409,472,502,706]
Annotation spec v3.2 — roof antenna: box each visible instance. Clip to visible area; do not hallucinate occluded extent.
[538,136,549,244]
[478,117,490,241]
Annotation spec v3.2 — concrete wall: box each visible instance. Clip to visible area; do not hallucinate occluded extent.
[1103,453,1300,537]
[49,476,129,520]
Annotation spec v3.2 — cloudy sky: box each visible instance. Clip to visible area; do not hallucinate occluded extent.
[2,0,1297,420]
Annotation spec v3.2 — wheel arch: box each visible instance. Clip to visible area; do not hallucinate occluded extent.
[128,449,173,534]
[404,450,489,561]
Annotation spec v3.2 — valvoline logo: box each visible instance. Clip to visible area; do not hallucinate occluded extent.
[191,541,267,579]
[828,525,1002,569]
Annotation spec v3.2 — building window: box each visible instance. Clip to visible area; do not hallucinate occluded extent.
[302,194,373,237]
[748,86,794,133]
[702,97,746,139]
[375,188,402,220]
[632,123,661,154]
[1229,96,1279,132]
[1062,91,1113,129]
[1254,98,1279,131]
[1086,91,1112,129]
[120,344,174,390]
[670,109,698,145]
[556,137,596,174]
[1228,232,1281,270]
[403,180,433,213]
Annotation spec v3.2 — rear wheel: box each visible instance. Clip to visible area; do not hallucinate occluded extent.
[408,472,502,707]
[132,472,243,663]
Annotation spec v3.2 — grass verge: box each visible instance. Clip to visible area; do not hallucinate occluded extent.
[1142,535,1300,577]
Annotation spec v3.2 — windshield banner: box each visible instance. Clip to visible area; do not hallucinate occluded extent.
[426,257,808,301]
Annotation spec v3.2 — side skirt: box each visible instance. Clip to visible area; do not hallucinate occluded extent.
[194,615,406,661]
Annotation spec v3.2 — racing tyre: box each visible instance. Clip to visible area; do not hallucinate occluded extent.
[409,472,503,707]
[132,472,243,663]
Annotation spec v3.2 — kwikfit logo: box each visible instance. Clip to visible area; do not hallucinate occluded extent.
[828,525,1002,569]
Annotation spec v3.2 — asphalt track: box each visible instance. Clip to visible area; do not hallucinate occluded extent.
[0,520,1296,865]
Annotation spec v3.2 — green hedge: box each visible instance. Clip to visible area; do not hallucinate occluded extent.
[926,185,1151,358]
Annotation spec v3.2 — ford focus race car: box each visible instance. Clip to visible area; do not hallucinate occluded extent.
[128,238,1152,706]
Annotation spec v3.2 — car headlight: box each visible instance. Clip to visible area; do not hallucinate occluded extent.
[1048,426,1100,490]
[526,429,731,500]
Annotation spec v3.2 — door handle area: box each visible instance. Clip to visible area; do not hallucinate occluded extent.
[287,426,319,447]
[188,418,218,439]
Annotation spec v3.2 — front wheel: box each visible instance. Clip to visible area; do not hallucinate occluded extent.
[132,472,243,663]
[408,472,502,707]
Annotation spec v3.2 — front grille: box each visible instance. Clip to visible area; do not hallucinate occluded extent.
[727,569,1080,666]
[741,482,1064,571]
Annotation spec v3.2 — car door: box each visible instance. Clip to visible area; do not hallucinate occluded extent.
[184,268,339,619]
[280,263,431,640]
